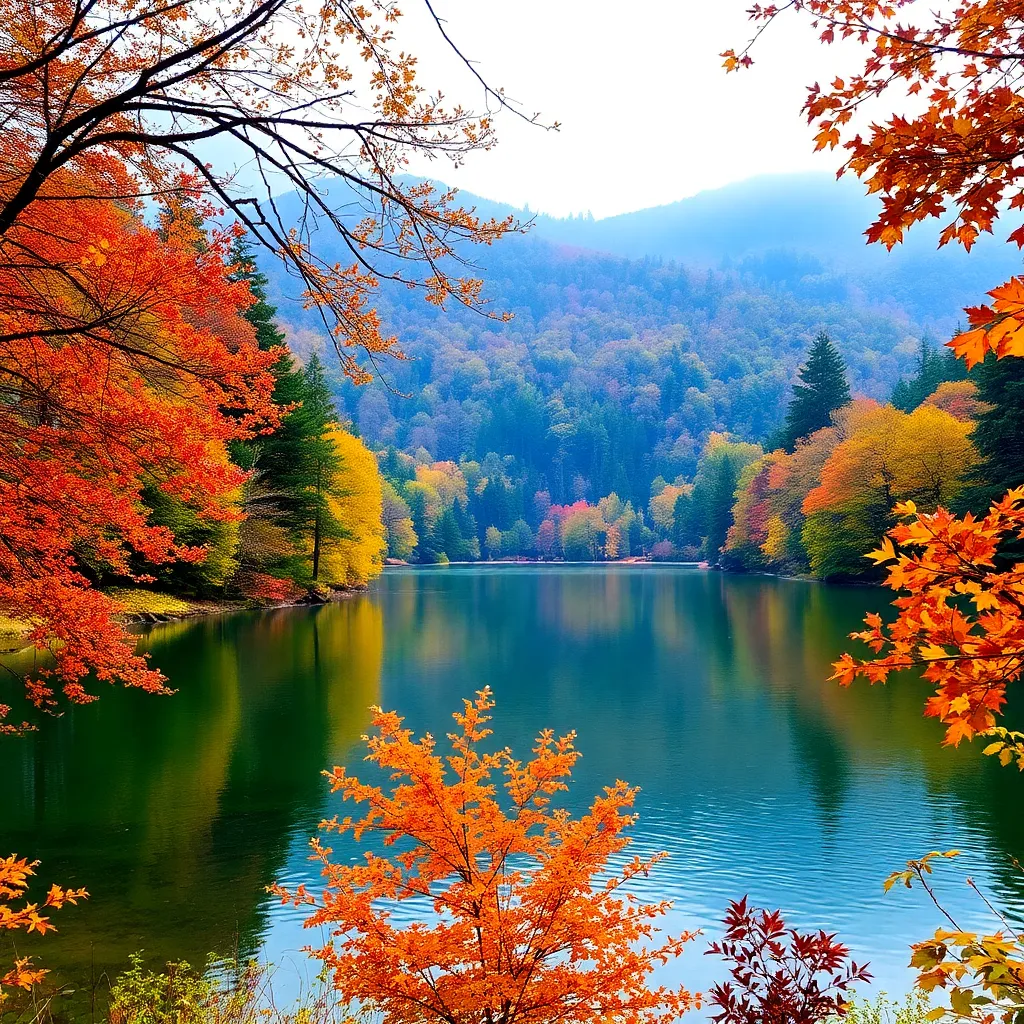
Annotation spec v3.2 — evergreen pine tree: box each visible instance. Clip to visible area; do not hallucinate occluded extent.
[407,488,438,564]
[302,353,347,581]
[969,353,1024,506]
[249,351,347,584]
[229,237,286,352]
[781,333,852,451]
[453,498,480,558]
[224,237,352,589]
[891,338,968,412]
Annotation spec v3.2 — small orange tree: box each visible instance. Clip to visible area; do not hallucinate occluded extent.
[272,689,697,1024]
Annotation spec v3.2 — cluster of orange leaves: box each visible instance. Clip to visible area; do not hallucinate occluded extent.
[0,855,86,1001]
[723,1,1024,368]
[271,688,697,1024]
[832,490,1024,761]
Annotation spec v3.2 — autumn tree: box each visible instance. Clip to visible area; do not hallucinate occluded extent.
[381,481,417,562]
[690,435,763,562]
[271,690,696,1024]
[0,0,528,382]
[802,403,979,578]
[725,0,1024,760]
[780,333,851,452]
[923,381,991,424]
[0,195,278,729]
[316,427,386,588]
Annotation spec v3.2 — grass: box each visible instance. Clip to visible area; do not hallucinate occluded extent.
[106,588,193,617]
[0,613,31,645]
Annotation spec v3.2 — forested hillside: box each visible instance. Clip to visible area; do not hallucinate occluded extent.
[259,173,1011,526]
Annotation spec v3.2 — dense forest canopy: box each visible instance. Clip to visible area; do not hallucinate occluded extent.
[259,172,1012,523]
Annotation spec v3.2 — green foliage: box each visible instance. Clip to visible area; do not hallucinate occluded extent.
[502,519,534,558]
[561,514,600,561]
[891,339,968,413]
[802,505,883,579]
[781,332,851,451]
[109,954,217,1024]
[108,954,351,1024]
[138,485,240,597]
[971,353,1024,505]
[840,992,934,1024]
[229,238,286,353]
[246,352,348,585]
[690,435,763,561]
[287,228,929,520]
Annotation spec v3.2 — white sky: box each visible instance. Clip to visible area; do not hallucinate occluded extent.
[401,0,854,219]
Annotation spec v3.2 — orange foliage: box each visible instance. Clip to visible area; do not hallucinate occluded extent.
[833,490,1024,760]
[726,3,1024,761]
[724,1,1024,366]
[272,690,697,1024]
[0,855,87,1001]
[0,0,521,381]
[923,380,992,422]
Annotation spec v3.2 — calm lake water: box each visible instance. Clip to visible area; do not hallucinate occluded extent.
[3,566,1024,1008]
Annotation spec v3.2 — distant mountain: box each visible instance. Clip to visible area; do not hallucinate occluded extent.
[255,171,1019,512]
[268,171,1022,328]
[530,174,879,266]
[505,173,1023,329]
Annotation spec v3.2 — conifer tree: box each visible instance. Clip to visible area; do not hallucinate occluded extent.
[244,350,347,585]
[970,353,1024,505]
[891,339,968,413]
[230,238,285,352]
[302,353,347,582]
[781,333,851,451]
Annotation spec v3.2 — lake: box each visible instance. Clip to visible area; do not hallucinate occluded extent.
[3,566,1024,1008]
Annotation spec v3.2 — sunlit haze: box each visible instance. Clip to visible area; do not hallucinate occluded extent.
[399,1,851,217]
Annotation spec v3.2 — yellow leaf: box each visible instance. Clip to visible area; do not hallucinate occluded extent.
[868,537,898,565]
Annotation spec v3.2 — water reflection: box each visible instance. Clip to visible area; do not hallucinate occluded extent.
[1,568,1022,1005]
[0,601,382,992]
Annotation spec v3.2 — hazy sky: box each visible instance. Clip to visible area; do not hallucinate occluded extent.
[400,1,854,218]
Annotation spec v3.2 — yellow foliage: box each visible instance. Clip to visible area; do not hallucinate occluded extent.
[106,588,192,616]
[761,515,790,561]
[804,404,979,517]
[317,428,386,587]
[648,484,689,531]
[415,462,468,510]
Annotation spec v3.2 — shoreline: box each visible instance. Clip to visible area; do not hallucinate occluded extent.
[0,586,365,654]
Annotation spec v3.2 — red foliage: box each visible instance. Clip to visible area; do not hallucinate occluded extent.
[0,187,278,728]
[706,898,871,1024]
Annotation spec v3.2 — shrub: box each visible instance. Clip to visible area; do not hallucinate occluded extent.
[706,897,871,1024]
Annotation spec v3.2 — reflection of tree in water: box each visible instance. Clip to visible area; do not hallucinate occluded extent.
[0,600,382,1000]
[717,577,1024,889]
[376,568,1024,898]
[4,570,1023,1005]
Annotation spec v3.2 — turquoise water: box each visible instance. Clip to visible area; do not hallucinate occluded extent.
[3,566,1023,1007]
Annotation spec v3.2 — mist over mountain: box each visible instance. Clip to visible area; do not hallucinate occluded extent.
[500,173,1023,328]
[257,172,1019,512]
